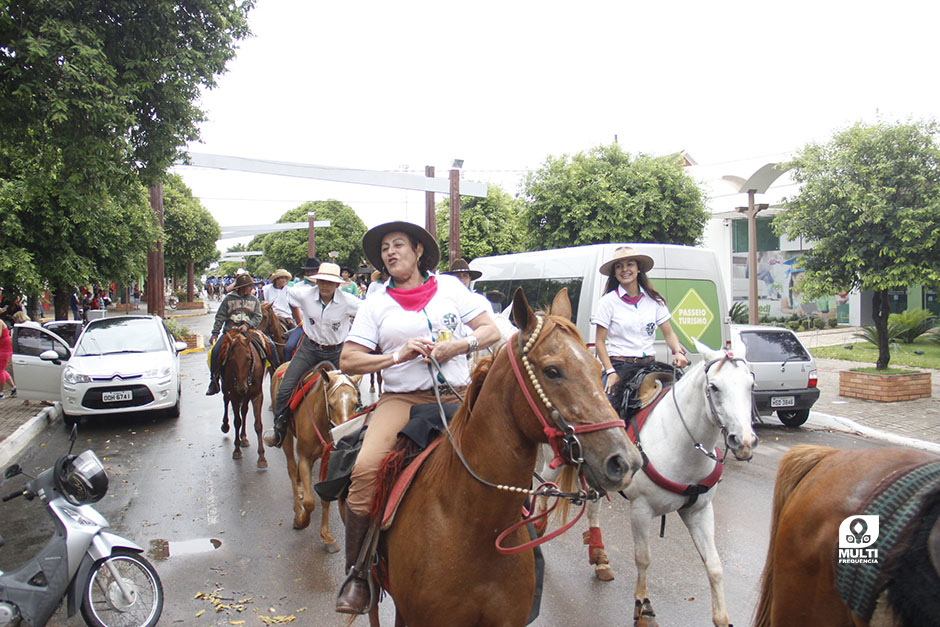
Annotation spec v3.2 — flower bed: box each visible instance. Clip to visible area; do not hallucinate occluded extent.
[839,370,931,402]
[175,300,205,311]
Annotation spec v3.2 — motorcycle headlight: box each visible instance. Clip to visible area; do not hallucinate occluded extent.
[63,366,91,384]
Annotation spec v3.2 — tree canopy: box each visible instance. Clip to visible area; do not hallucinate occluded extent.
[435,184,524,267]
[260,201,368,276]
[520,143,709,251]
[163,174,221,278]
[775,119,940,369]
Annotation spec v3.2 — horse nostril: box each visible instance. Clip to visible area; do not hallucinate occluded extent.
[605,454,629,482]
[727,434,741,448]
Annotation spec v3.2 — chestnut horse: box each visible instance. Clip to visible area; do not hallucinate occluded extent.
[756,445,940,627]
[219,329,269,468]
[375,288,643,627]
[259,301,288,365]
[270,360,361,552]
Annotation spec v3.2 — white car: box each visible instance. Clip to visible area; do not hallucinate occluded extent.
[11,315,187,425]
[729,324,820,427]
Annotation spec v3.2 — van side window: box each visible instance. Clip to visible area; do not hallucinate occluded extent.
[474,278,582,322]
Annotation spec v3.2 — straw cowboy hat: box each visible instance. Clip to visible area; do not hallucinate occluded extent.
[362,221,440,272]
[233,273,254,289]
[599,246,654,275]
[442,258,482,280]
[269,269,291,282]
[305,261,344,284]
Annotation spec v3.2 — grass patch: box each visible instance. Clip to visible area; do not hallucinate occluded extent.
[812,338,940,370]
[849,366,921,374]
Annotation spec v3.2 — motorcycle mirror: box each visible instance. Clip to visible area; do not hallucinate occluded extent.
[3,464,22,480]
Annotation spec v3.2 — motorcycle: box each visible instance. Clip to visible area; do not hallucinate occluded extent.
[0,427,163,627]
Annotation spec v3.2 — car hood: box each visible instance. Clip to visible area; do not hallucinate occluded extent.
[68,352,174,379]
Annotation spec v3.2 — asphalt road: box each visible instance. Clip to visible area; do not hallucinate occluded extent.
[0,312,907,626]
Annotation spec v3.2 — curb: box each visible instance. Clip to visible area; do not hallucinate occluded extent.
[0,402,62,468]
[166,310,208,319]
[809,410,940,455]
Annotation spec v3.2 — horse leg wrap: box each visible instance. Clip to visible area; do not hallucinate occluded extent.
[583,527,608,565]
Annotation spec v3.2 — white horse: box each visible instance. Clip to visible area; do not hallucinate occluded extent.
[535,340,757,627]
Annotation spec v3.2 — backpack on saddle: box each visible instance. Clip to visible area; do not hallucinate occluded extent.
[609,361,678,421]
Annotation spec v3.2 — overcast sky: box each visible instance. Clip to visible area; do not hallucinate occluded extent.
[170,0,940,250]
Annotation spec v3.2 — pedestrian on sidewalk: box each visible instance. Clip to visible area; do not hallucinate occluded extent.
[0,321,16,399]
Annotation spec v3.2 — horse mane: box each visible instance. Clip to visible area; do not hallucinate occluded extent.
[755,445,838,626]
[883,482,940,627]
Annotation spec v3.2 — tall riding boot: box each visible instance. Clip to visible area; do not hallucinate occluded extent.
[205,371,220,396]
[335,507,375,615]
[264,408,291,447]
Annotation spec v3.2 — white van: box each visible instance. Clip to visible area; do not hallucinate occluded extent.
[469,243,730,360]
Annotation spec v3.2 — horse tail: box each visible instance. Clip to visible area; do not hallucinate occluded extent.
[755,445,837,626]
[550,465,578,525]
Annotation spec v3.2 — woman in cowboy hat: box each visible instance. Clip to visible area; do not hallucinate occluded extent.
[334,221,500,615]
[265,261,362,448]
[592,246,689,398]
[263,269,296,331]
[206,273,279,395]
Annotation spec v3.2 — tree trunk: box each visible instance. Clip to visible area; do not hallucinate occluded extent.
[53,285,70,320]
[872,290,891,370]
[187,262,194,302]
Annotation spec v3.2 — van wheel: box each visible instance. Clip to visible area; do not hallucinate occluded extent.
[777,409,810,427]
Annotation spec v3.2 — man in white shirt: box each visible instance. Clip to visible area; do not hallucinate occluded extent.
[441,258,494,315]
[262,268,295,330]
[265,262,362,448]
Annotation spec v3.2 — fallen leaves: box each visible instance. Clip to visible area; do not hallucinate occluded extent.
[193,586,300,624]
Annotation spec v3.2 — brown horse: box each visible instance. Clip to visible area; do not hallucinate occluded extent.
[375,288,643,627]
[219,329,269,468]
[756,445,940,627]
[259,301,289,365]
[270,360,361,552]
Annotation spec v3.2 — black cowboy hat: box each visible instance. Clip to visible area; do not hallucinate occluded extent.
[442,258,482,280]
[300,256,322,271]
[362,221,440,273]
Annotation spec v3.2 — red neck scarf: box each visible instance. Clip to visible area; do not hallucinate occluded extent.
[620,286,643,306]
[387,275,438,312]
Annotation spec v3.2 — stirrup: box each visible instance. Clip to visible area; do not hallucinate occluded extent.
[335,568,376,615]
[262,428,283,448]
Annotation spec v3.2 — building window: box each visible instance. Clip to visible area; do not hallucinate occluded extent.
[732,217,781,253]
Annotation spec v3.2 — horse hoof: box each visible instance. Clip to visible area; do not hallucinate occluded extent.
[635,618,658,627]
[594,564,615,581]
[324,541,340,554]
[239,438,250,447]
[232,450,242,460]
[221,423,229,433]
[257,459,267,469]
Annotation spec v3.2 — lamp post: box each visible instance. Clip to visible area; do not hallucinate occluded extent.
[722,163,790,325]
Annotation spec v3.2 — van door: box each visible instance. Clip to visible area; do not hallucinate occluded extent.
[10,323,70,401]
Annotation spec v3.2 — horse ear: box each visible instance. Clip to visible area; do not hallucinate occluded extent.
[693,338,722,362]
[511,287,537,334]
[550,288,572,321]
[349,374,363,387]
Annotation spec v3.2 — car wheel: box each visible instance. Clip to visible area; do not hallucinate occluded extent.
[777,409,810,427]
[63,412,80,427]
[167,385,181,418]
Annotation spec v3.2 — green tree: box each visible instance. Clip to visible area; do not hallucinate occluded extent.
[775,119,940,369]
[262,201,367,276]
[435,184,524,268]
[520,143,709,250]
[163,173,221,281]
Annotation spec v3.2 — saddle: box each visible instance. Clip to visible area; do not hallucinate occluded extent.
[611,362,677,419]
[219,329,276,368]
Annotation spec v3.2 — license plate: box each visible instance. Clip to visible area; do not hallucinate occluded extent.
[102,390,132,403]
[771,396,795,408]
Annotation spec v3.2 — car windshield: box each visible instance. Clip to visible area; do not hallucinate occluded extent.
[75,318,166,356]
[739,330,811,362]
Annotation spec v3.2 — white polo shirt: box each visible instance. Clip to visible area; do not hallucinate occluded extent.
[288,281,361,346]
[591,286,671,358]
[347,273,485,393]
[262,283,292,319]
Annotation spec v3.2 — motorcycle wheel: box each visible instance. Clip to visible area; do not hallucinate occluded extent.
[80,549,163,627]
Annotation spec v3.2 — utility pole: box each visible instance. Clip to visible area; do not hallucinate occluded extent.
[737,193,769,325]
[307,211,316,258]
[425,165,437,239]
[449,168,460,264]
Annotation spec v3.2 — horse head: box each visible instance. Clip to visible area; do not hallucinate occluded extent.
[509,287,642,493]
[693,339,758,461]
[314,361,361,427]
[223,330,261,396]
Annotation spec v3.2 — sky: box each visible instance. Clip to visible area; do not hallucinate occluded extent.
[170,0,940,252]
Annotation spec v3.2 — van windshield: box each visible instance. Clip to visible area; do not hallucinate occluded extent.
[474,278,582,322]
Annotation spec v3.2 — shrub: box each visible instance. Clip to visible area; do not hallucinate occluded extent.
[827,317,838,329]
[729,301,749,324]
[163,318,191,341]
[855,321,903,345]
[813,318,826,329]
[890,308,937,343]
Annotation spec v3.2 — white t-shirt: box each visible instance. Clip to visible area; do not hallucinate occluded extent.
[366,280,386,298]
[262,283,292,319]
[288,281,361,345]
[591,286,671,358]
[347,273,486,393]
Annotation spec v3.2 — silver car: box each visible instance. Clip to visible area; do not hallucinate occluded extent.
[729,324,819,427]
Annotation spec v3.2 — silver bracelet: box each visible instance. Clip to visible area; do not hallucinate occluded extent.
[465,334,479,354]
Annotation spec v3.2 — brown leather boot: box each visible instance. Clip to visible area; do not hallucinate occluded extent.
[335,507,374,615]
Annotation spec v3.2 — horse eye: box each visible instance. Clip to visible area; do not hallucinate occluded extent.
[708,383,719,393]
[543,366,562,380]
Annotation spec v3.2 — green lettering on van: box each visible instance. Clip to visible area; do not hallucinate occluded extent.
[658,280,721,350]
